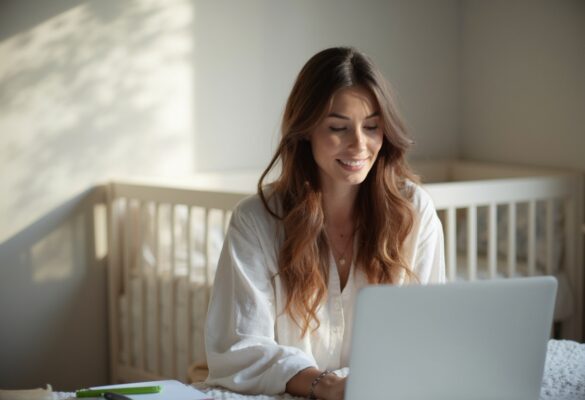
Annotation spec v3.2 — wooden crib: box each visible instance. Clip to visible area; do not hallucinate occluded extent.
[104,160,584,384]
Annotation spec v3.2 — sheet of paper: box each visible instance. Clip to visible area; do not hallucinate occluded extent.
[89,380,212,400]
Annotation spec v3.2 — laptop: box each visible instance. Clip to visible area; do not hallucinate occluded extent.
[345,277,557,400]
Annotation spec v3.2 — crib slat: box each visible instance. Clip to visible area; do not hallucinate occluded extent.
[507,203,517,277]
[467,206,477,281]
[186,206,194,368]
[528,201,536,276]
[488,203,497,279]
[187,207,193,279]
[153,203,162,375]
[123,199,132,368]
[563,194,582,340]
[446,207,457,282]
[153,203,160,276]
[129,201,143,369]
[565,197,575,286]
[137,202,144,278]
[204,209,211,289]
[170,205,177,378]
[171,205,176,278]
[107,196,128,381]
[546,200,555,276]
[137,201,145,371]
[107,195,120,382]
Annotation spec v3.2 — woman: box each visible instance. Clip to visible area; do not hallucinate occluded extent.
[205,47,445,400]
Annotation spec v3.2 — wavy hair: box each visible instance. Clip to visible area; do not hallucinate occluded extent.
[259,47,419,336]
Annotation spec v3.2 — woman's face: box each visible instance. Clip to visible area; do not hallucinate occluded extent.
[310,86,384,192]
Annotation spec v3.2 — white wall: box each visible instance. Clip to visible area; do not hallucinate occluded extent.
[0,0,196,245]
[0,0,461,389]
[461,0,585,170]
[192,0,461,171]
[0,0,197,390]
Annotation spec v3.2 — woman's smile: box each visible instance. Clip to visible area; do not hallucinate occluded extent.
[336,157,369,170]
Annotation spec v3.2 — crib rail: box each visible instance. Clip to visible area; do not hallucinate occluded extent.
[107,181,248,384]
[105,171,584,384]
[426,173,583,341]
[425,175,576,206]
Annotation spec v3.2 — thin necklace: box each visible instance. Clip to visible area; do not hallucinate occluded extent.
[328,229,355,266]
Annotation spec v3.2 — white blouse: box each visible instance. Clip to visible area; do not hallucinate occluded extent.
[205,184,446,395]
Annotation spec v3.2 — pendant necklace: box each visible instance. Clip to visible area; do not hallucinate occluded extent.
[328,228,355,266]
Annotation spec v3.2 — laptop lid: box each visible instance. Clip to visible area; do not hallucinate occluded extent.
[345,277,557,400]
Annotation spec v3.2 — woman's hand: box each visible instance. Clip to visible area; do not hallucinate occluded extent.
[286,367,346,400]
[313,372,346,400]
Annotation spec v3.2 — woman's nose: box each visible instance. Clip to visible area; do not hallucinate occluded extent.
[349,126,367,148]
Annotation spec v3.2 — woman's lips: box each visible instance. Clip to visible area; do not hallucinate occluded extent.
[337,158,368,170]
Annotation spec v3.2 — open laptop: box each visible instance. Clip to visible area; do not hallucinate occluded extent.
[345,277,557,400]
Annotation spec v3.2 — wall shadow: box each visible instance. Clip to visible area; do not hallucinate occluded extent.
[0,185,109,390]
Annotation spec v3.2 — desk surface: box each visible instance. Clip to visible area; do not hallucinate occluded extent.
[194,340,585,400]
[54,340,584,400]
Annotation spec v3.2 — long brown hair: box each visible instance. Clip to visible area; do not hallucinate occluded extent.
[259,47,418,336]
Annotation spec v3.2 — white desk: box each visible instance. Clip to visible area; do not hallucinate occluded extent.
[52,339,584,400]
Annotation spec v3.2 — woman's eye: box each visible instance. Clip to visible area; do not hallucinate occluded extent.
[364,125,378,131]
[329,126,346,132]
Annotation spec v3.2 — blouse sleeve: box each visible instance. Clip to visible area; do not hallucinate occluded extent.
[411,187,447,284]
[204,198,317,395]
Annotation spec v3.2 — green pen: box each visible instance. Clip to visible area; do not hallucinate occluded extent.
[76,385,162,398]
